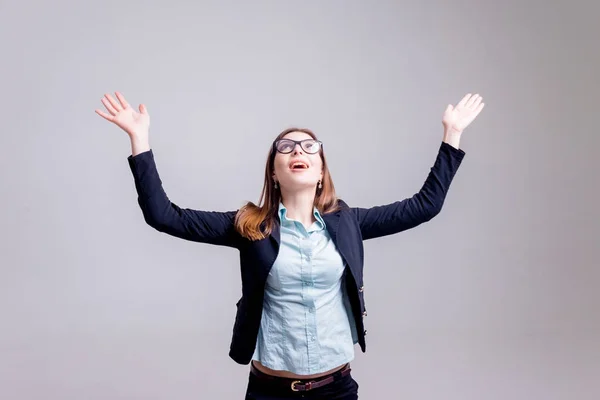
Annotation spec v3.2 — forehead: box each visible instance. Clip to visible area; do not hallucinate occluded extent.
[281,131,314,141]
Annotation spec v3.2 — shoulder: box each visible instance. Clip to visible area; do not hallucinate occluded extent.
[333,198,356,218]
[336,198,351,210]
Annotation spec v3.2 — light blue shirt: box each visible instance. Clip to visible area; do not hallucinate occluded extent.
[252,202,358,375]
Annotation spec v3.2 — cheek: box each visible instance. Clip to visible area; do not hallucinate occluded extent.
[311,159,323,174]
[273,157,287,176]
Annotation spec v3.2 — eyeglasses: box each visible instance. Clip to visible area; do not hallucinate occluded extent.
[274,138,322,154]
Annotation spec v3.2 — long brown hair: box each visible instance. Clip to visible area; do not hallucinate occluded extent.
[234,127,340,241]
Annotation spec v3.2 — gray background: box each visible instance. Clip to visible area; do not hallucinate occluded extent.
[1,0,598,399]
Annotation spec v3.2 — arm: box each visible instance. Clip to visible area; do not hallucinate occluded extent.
[95,91,241,248]
[352,141,465,239]
[352,93,484,240]
[127,148,240,248]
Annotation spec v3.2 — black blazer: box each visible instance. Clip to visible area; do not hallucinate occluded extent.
[126,141,466,365]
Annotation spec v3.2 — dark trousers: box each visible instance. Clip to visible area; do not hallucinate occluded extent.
[244,364,359,400]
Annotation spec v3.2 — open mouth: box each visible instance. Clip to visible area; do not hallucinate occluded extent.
[289,161,309,170]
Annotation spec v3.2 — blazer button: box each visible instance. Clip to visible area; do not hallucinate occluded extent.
[359,286,364,292]
[362,311,367,317]
[364,329,368,336]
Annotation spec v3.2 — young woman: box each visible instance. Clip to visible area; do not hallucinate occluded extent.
[95,92,484,399]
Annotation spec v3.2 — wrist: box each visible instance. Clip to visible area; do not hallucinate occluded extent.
[443,129,462,149]
[130,135,151,156]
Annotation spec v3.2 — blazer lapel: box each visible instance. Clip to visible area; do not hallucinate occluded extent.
[323,210,340,245]
[324,208,350,270]
[270,218,281,247]
[323,204,359,283]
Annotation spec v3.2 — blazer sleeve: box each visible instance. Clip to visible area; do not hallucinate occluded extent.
[127,149,241,248]
[351,141,466,240]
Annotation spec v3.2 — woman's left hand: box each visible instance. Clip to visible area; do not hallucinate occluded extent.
[442,93,485,135]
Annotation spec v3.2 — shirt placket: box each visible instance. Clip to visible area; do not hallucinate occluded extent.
[298,225,319,374]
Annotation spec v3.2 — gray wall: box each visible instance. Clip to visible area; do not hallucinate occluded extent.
[1,1,598,399]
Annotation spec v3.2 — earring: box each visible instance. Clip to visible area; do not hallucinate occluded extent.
[274,180,278,189]
[318,180,322,189]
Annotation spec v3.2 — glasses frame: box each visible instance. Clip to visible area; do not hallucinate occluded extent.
[273,138,323,154]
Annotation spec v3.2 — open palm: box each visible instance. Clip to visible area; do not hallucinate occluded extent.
[442,93,485,134]
[95,92,149,138]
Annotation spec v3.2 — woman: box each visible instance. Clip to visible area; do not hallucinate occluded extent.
[95,92,484,399]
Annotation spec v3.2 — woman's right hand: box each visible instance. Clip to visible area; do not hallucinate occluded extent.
[95,92,150,140]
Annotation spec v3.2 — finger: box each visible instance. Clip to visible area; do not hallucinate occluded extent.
[139,103,148,115]
[101,97,118,115]
[115,92,130,109]
[104,93,122,112]
[468,103,485,122]
[466,94,480,108]
[470,95,482,109]
[95,109,114,121]
[457,93,471,108]
[475,102,485,115]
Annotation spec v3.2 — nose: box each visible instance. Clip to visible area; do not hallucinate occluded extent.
[292,144,304,155]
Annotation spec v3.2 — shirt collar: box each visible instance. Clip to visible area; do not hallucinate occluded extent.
[278,202,326,230]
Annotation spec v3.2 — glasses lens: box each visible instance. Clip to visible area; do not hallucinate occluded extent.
[301,140,320,154]
[276,139,295,153]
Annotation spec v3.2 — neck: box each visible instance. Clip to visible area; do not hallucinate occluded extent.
[280,188,317,228]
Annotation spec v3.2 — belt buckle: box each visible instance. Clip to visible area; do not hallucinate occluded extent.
[291,380,301,391]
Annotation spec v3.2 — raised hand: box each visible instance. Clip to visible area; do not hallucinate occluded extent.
[95,92,150,139]
[442,93,485,135]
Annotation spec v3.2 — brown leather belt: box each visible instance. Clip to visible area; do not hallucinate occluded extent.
[250,362,351,392]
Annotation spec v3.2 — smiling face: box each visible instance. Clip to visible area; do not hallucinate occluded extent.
[272,131,323,193]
